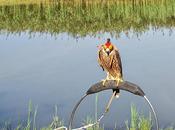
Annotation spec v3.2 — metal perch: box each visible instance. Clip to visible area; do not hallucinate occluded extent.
[68,80,159,130]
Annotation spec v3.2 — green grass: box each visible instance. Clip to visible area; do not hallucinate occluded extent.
[0,0,174,37]
[125,104,152,130]
[0,102,174,130]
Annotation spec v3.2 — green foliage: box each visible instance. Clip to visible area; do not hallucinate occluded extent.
[138,114,152,130]
[0,101,63,130]
[0,103,174,130]
[50,105,64,129]
[126,104,152,130]
[82,116,103,130]
[0,0,174,37]
[163,127,175,130]
[130,104,139,129]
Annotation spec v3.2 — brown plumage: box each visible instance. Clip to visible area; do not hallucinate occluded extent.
[98,39,123,97]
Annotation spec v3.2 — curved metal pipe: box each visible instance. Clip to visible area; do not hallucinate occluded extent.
[68,94,87,130]
[144,95,159,130]
[68,80,159,130]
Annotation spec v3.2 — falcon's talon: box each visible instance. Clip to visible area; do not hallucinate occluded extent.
[101,72,111,86]
[101,79,107,86]
[115,77,123,86]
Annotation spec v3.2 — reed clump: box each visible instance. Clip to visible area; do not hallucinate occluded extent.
[0,103,174,130]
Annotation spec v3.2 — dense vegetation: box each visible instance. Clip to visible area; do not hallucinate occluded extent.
[0,0,175,37]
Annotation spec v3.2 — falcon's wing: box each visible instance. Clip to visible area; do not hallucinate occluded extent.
[98,48,113,71]
[113,50,123,77]
[98,49,104,71]
[98,48,123,78]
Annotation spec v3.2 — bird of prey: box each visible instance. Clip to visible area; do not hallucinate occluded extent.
[98,38,123,98]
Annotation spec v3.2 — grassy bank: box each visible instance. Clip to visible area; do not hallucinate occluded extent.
[0,0,174,37]
[0,102,174,130]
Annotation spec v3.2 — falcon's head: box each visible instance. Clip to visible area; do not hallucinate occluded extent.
[102,38,114,56]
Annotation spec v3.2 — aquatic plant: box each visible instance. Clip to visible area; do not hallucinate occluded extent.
[1,102,174,130]
[126,104,152,130]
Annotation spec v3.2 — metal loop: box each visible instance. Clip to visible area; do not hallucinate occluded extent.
[66,80,159,130]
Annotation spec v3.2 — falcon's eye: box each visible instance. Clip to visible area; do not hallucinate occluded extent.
[104,45,107,49]
[109,45,113,50]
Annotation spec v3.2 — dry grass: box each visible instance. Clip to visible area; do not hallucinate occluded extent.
[0,0,52,6]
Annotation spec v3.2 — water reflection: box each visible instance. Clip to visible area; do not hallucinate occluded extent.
[0,30,175,128]
[0,0,175,37]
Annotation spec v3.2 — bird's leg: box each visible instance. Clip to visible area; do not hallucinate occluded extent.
[114,77,124,99]
[102,72,111,86]
[115,77,123,98]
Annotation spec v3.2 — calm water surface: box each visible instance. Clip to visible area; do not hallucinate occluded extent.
[0,30,175,128]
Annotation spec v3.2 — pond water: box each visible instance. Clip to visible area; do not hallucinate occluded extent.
[0,30,175,129]
[0,1,175,129]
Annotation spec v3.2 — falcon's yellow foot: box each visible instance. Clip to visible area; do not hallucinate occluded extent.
[115,78,124,86]
[101,79,107,86]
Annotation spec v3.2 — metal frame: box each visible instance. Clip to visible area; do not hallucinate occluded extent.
[68,80,159,130]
